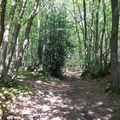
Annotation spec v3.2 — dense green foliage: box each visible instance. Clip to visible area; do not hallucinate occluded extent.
[0,0,119,91]
[38,5,72,77]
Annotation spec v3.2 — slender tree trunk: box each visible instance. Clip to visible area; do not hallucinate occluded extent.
[0,0,7,77]
[104,33,109,72]
[83,0,87,69]
[42,13,48,70]
[100,0,106,71]
[37,5,42,65]
[14,0,39,74]
[1,0,27,79]
[0,0,7,46]
[94,0,101,68]
[89,0,95,70]
[95,0,100,53]
[110,0,119,93]
[72,0,81,67]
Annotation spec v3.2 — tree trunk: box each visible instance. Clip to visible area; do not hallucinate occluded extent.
[110,0,119,93]
[14,0,39,75]
[0,0,7,46]
[72,0,81,67]
[100,0,106,71]
[0,0,27,80]
[83,0,87,69]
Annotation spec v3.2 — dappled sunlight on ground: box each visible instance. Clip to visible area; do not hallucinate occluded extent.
[64,68,81,79]
[5,72,120,120]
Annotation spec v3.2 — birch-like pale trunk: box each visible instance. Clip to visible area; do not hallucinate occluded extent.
[14,0,39,75]
[1,0,27,79]
[100,0,106,71]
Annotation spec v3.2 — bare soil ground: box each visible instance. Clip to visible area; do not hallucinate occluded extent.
[6,70,120,120]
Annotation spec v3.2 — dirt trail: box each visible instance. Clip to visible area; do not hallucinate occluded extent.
[7,71,120,120]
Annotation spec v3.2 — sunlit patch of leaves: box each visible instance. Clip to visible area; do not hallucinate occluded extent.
[17,70,34,78]
[0,78,35,118]
[0,79,35,94]
[37,71,68,83]
[0,101,9,118]
[17,70,61,83]
[38,72,53,83]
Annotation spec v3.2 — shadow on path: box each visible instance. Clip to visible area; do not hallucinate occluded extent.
[7,70,120,120]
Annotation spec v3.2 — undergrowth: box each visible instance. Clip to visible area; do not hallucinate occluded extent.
[0,71,35,118]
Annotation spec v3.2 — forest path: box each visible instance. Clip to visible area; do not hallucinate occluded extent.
[7,70,120,120]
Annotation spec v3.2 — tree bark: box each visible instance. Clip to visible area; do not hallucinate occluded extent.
[110,0,119,93]
[1,0,27,79]
[0,0,7,46]
[14,0,39,74]
[100,0,106,71]
[83,0,87,69]
[72,0,81,67]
